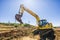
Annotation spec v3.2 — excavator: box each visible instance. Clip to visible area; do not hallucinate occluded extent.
[15,4,55,40]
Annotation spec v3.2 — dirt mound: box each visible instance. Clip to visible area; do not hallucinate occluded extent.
[0,24,60,40]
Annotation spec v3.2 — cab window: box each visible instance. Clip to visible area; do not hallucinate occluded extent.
[39,20,48,26]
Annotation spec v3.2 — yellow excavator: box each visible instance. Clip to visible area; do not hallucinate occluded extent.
[15,4,55,40]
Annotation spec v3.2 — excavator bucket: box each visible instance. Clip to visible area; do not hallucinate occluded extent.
[15,14,23,24]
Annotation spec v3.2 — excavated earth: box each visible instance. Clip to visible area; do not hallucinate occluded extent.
[0,24,60,40]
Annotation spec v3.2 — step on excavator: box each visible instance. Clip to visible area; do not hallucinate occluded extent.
[15,4,55,40]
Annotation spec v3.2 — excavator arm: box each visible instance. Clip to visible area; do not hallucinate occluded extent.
[15,5,23,24]
[20,4,40,24]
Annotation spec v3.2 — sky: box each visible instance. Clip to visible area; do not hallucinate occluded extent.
[0,0,60,26]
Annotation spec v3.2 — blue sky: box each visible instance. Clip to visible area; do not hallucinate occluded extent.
[0,0,60,26]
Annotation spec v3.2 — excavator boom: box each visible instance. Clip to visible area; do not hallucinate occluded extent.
[20,4,40,24]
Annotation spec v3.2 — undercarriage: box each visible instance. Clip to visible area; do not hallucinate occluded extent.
[33,29,55,40]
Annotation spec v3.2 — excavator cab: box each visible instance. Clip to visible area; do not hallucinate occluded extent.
[38,19,48,26]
